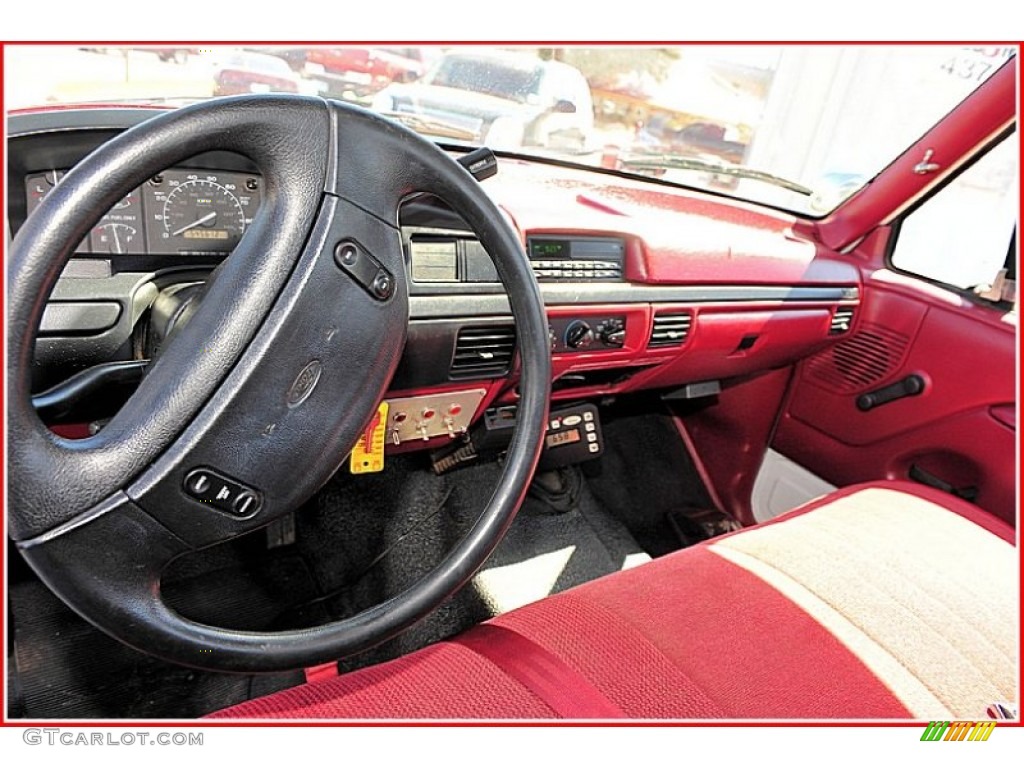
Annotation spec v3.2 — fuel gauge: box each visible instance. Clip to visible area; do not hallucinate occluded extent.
[89,187,145,254]
[91,223,140,254]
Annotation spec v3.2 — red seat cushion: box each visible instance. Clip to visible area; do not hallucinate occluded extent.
[209,481,1015,720]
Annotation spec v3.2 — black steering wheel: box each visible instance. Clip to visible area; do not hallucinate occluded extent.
[7,96,551,673]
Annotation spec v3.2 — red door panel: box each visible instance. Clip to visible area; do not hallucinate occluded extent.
[775,268,1016,526]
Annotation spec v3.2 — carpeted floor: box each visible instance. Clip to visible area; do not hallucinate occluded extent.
[585,400,717,556]
[277,454,650,674]
[9,579,305,719]
[8,395,722,717]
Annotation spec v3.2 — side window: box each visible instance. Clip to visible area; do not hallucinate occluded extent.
[890,133,1018,297]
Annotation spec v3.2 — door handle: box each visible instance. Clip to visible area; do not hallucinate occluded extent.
[856,374,926,411]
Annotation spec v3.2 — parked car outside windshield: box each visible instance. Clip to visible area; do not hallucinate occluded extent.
[372,50,595,151]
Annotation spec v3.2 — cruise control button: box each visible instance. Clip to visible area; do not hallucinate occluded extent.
[232,490,260,517]
[185,471,212,495]
[183,467,261,518]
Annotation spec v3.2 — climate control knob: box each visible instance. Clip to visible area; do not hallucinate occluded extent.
[597,318,626,347]
[565,320,595,349]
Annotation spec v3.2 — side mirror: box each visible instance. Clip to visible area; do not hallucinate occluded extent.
[551,99,577,114]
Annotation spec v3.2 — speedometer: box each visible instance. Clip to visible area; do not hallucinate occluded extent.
[163,179,245,244]
[146,171,260,255]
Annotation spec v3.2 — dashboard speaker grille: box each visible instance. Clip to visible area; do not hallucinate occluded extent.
[648,312,693,348]
[805,323,910,394]
[450,325,516,379]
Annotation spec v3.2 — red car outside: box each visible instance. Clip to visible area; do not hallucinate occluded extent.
[273,46,426,100]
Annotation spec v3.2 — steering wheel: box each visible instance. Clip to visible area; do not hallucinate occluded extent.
[7,96,551,673]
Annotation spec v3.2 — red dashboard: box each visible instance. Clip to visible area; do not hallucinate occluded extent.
[382,157,861,453]
[8,107,861,458]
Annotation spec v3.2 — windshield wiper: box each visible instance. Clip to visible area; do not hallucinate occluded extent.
[620,153,813,196]
[378,111,479,142]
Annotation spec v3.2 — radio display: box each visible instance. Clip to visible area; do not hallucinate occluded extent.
[546,428,581,448]
[526,236,625,281]
[530,239,570,259]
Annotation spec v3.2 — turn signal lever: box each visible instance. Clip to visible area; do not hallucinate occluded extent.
[457,147,498,181]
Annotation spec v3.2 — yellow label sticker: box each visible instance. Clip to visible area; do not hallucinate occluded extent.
[350,402,389,474]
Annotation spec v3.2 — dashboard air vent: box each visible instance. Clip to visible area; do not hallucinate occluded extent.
[450,325,516,379]
[805,323,910,394]
[829,307,855,335]
[648,312,692,348]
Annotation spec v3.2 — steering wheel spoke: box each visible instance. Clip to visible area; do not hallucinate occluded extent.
[128,193,410,548]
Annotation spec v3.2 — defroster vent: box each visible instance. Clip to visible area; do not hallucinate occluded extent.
[450,325,516,379]
[648,312,693,348]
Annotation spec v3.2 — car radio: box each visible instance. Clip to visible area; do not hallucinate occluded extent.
[526,236,624,281]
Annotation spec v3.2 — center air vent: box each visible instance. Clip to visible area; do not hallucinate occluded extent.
[450,325,516,379]
[830,307,855,335]
[648,312,692,348]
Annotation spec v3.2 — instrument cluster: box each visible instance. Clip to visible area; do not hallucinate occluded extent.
[25,168,262,257]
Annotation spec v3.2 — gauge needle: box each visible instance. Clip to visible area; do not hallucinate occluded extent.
[111,225,123,254]
[172,211,217,236]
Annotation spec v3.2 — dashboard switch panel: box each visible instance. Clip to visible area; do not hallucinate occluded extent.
[541,403,604,469]
[386,389,486,445]
[549,315,627,354]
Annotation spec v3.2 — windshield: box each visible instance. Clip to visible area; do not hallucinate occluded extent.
[4,44,1015,214]
[425,54,543,102]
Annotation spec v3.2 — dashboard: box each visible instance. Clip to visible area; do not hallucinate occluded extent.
[8,106,863,453]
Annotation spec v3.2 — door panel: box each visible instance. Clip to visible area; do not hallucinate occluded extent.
[775,267,1016,526]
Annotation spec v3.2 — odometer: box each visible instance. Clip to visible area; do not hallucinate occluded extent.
[160,178,246,249]
[145,171,260,255]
